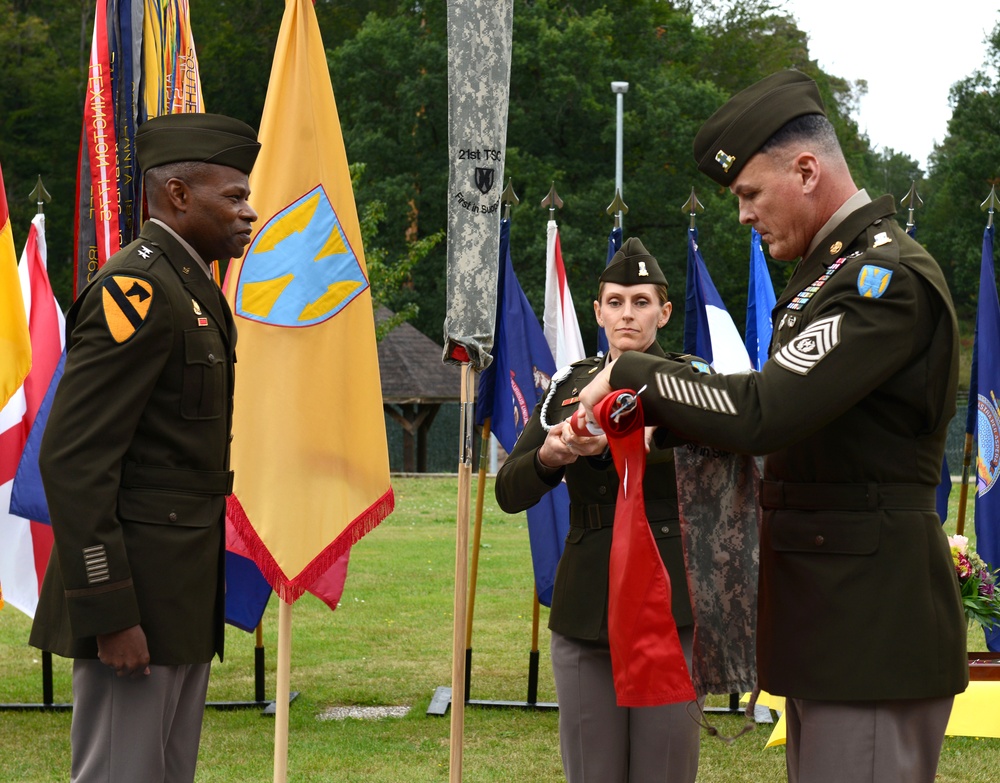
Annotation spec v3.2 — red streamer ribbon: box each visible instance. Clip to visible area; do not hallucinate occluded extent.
[593,390,696,707]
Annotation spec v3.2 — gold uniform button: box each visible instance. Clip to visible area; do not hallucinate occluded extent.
[814,535,825,547]
[168,512,178,522]
[661,525,670,534]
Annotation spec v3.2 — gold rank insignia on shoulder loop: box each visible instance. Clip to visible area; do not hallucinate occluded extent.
[872,231,892,248]
[101,275,154,343]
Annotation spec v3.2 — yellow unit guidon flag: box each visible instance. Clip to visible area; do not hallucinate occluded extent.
[223,0,393,605]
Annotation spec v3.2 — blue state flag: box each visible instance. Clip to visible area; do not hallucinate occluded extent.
[745,228,776,371]
[683,227,751,373]
[971,224,1000,650]
[596,226,622,357]
[477,218,570,606]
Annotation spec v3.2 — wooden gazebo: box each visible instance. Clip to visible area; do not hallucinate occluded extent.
[377,308,461,472]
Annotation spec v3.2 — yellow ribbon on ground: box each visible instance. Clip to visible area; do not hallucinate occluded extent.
[745,685,1000,748]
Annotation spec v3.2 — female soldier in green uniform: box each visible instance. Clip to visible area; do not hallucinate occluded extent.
[496,238,703,783]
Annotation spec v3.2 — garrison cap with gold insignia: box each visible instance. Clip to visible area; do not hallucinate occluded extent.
[600,236,668,291]
[693,70,826,187]
[135,112,261,174]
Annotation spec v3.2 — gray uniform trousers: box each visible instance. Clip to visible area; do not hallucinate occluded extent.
[784,694,955,783]
[70,659,211,783]
[551,625,701,783]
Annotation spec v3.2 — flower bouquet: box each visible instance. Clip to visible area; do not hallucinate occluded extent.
[948,534,1000,631]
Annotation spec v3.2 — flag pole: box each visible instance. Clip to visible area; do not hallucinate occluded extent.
[273,598,292,783]
[29,176,60,709]
[682,187,705,231]
[465,416,491,698]
[464,181,520,700]
[606,189,628,231]
[610,81,629,230]
[527,588,542,704]
[450,363,475,782]
[958,185,1000,536]
[901,180,923,236]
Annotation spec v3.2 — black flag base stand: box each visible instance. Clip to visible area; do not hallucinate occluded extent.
[0,652,72,711]
[703,693,774,724]
[425,649,772,723]
[426,648,558,716]
[206,643,299,716]
[2,639,299,717]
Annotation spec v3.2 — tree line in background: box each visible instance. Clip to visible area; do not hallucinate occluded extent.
[1,0,998,356]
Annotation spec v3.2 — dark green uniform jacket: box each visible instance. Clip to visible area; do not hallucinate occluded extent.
[495,343,694,641]
[610,195,968,701]
[30,221,235,665]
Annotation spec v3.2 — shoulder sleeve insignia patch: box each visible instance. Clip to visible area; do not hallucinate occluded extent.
[101,275,154,343]
[691,360,710,374]
[773,313,843,375]
[857,265,893,298]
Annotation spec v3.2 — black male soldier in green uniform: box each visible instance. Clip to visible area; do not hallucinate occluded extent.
[30,113,259,783]
[579,71,967,783]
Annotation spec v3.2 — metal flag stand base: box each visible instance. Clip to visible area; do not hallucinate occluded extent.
[0,652,72,712]
[704,693,774,724]
[427,644,558,716]
[1,628,298,717]
[206,626,300,716]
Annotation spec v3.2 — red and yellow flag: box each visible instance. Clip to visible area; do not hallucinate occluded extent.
[224,0,393,605]
[0,161,30,409]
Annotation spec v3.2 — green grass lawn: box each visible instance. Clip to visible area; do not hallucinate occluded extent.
[1,475,998,781]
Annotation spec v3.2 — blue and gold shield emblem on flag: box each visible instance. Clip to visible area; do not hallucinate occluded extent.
[979,391,1000,496]
[235,185,367,327]
[857,265,892,298]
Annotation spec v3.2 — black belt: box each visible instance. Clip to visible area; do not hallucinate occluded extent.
[570,499,679,529]
[122,461,234,496]
[759,480,937,512]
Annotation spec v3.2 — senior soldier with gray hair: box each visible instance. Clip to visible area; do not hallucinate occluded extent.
[30,112,259,783]
[578,70,967,782]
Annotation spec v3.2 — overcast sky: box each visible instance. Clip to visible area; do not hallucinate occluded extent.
[778,1,998,171]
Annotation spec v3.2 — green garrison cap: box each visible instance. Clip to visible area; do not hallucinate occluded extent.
[136,113,261,174]
[693,70,825,187]
[600,237,667,288]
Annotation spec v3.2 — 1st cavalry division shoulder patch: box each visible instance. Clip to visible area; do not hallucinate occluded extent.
[101,275,154,343]
[773,313,843,375]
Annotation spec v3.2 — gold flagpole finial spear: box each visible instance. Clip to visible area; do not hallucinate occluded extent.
[29,175,52,215]
[682,187,704,230]
[501,179,519,221]
[540,182,563,217]
[900,180,923,233]
[981,183,999,229]
[605,188,628,229]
